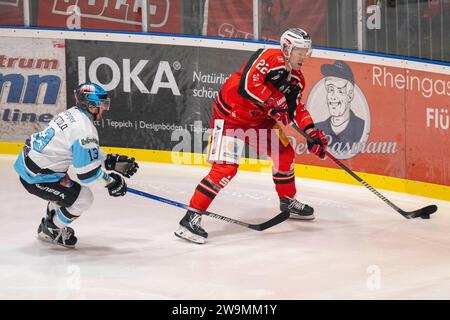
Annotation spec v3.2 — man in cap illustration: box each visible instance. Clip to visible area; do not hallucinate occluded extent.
[315,61,365,151]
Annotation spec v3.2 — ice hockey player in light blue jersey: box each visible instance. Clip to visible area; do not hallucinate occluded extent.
[14,83,139,248]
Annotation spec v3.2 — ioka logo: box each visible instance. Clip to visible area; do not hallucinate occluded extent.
[0,55,61,105]
[78,57,180,95]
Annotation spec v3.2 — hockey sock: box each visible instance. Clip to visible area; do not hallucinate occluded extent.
[273,171,297,199]
[52,207,80,229]
[189,164,238,211]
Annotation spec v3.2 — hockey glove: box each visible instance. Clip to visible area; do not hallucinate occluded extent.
[267,93,291,126]
[105,153,139,178]
[106,172,127,197]
[307,129,328,159]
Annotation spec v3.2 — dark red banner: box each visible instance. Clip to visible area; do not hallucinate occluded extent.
[0,0,24,26]
[206,0,327,45]
[36,0,180,33]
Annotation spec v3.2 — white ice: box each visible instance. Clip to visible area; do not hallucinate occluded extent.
[0,154,449,299]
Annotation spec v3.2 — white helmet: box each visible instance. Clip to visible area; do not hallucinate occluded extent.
[280,28,312,58]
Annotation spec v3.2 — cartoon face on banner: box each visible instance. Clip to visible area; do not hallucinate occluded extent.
[307,60,371,159]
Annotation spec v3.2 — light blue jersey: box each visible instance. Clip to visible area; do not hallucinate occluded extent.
[14,107,107,184]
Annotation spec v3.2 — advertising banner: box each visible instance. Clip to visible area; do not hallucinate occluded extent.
[404,68,450,186]
[206,0,327,45]
[295,58,450,186]
[0,37,67,142]
[0,0,24,26]
[65,39,251,152]
[64,37,449,187]
[37,0,181,33]
[0,29,450,185]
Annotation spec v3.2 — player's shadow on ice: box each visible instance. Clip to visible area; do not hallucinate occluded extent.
[208,208,326,239]
[20,236,152,258]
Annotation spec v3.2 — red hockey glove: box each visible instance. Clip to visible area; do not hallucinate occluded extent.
[307,129,328,159]
[267,93,291,125]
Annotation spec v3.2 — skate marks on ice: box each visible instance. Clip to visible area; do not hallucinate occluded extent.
[2,156,450,299]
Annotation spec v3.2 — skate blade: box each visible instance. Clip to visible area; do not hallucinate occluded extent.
[174,226,206,245]
[37,232,76,249]
[288,213,315,220]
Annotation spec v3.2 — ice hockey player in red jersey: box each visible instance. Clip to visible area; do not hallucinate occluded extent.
[175,28,328,244]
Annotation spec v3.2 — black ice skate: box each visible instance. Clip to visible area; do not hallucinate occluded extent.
[174,210,208,244]
[280,197,315,220]
[37,203,77,248]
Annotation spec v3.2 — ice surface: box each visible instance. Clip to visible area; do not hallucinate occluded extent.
[0,154,449,299]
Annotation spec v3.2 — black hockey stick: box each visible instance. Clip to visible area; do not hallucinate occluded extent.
[289,123,437,219]
[127,187,289,231]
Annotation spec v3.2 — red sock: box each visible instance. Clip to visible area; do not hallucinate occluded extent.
[271,145,296,198]
[189,164,238,211]
[272,171,297,198]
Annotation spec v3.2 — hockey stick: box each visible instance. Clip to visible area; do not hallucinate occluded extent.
[289,123,437,219]
[127,187,290,231]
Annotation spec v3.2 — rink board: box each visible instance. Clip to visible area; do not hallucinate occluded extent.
[0,28,449,201]
[0,141,448,202]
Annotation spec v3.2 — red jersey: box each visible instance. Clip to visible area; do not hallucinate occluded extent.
[213,48,314,131]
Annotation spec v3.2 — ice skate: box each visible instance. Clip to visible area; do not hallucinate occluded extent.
[37,203,77,248]
[174,210,208,244]
[280,197,315,220]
